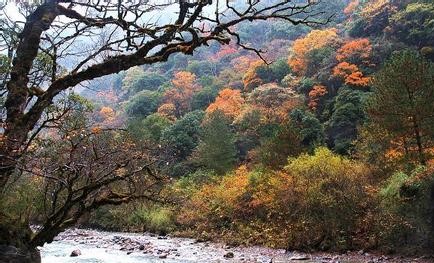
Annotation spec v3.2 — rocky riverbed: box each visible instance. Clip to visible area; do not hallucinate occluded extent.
[40,229,432,263]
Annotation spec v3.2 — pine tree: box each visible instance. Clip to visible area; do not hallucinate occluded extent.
[195,110,237,174]
[367,50,434,165]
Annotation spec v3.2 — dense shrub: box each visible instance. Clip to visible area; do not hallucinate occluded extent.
[130,206,175,235]
[376,166,434,252]
[176,148,374,250]
[282,148,373,250]
[87,203,175,235]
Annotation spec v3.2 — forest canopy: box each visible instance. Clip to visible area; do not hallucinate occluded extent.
[1,0,434,262]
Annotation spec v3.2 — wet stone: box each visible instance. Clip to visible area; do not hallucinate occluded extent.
[70,249,81,257]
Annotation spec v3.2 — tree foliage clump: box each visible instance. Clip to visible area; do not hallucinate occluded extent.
[367,50,434,165]
[389,3,434,47]
[176,148,373,250]
[193,110,237,175]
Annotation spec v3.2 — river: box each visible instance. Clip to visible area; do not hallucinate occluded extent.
[41,241,182,263]
[39,229,430,263]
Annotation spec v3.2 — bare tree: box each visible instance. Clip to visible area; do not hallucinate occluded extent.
[0,0,326,188]
[20,121,163,248]
[1,94,164,262]
[0,0,326,262]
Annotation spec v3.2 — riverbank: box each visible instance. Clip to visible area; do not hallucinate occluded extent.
[40,229,433,263]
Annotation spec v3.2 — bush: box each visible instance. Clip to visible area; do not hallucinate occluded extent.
[87,203,175,235]
[177,166,250,231]
[377,166,434,252]
[283,147,373,250]
[171,170,218,198]
[176,148,374,250]
[87,205,135,231]
[130,206,175,235]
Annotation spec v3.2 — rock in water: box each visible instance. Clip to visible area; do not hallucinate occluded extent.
[224,252,235,258]
[290,255,310,260]
[70,249,81,257]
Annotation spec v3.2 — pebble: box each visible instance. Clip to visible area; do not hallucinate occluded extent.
[70,249,81,257]
[290,255,310,260]
[224,252,235,258]
[257,256,272,263]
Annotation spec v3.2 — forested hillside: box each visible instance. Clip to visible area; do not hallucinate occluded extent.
[76,0,434,253]
[1,0,433,261]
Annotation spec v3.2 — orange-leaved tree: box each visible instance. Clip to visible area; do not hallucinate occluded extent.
[157,103,178,121]
[344,0,360,16]
[288,28,340,76]
[308,85,328,111]
[206,88,245,119]
[333,62,371,87]
[247,83,301,121]
[336,38,372,64]
[243,60,265,91]
[163,71,201,117]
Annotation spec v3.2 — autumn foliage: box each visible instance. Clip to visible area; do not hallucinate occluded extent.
[176,148,374,249]
[231,56,258,74]
[308,85,328,110]
[361,0,392,19]
[333,62,371,86]
[247,83,301,121]
[243,60,265,91]
[206,88,245,119]
[288,28,340,75]
[163,71,201,116]
[212,44,238,60]
[3,0,434,256]
[157,103,177,121]
[336,38,372,64]
[344,0,360,16]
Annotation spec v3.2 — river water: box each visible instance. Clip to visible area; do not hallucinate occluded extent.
[40,229,196,263]
[41,241,184,263]
[39,229,251,263]
[38,228,300,263]
[38,229,423,263]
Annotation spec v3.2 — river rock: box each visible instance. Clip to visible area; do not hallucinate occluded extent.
[224,252,235,258]
[159,253,168,259]
[290,255,310,260]
[256,255,272,263]
[139,244,145,250]
[70,249,81,257]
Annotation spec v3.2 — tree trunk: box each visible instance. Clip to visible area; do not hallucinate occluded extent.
[412,119,425,165]
[1,2,57,191]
